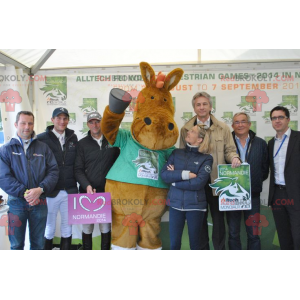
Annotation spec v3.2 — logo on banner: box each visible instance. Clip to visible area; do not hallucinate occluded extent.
[68,193,111,224]
[245,213,269,236]
[289,121,298,131]
[122,213,145,236]
[79,98,97,116]
[265,136,273,144]
[245,89,269,112]
[133,149,159,180]
[0,89,22,112]
[40,76,67,105]
[125,89,141,116]
[0,213,22,235]
[221,111,233,124]
[209,164,251,211]
[237,96,256,115]
[181,112,193,124]
[278,95,298,116]
[262,111,271,123]
[211,96,216,114]
[250,121,257,133]
[69,113,76,125]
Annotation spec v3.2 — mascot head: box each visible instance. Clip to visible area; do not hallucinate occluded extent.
[130,62,183,150]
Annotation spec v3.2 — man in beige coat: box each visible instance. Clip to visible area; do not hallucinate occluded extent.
[180,92,241,250]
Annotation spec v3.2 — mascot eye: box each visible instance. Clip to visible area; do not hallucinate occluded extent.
[151,96,154,99]
[164,98,167,102]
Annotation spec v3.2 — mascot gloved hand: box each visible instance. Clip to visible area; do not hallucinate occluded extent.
[101,62,184,250]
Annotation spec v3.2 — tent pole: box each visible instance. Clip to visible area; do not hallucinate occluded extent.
[0,51,29,71]
[198,49,201,63]
[30,49,56,75]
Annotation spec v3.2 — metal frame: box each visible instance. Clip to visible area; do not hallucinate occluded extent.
[30,49,55,74]
[0,51,29,70]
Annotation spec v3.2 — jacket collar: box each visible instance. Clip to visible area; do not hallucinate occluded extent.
[185,143,199,153]
[11,131,37,145]
[46,125,74,139]
[232,129,256,141]
[183,114,220,132]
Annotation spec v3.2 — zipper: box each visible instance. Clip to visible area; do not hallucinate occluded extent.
[62,133,74,188]
[25,143,34,189]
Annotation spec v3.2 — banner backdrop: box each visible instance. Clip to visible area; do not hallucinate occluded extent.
[0,65,31,142]
[34,67,300,208]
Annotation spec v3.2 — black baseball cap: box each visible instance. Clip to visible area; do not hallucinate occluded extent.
[52,107,69,118]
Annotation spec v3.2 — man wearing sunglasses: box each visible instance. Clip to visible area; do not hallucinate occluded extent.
[268,106,300,250]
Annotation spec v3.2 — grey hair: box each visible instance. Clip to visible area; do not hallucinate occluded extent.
[232,112,251,123]
[192,92,212,108]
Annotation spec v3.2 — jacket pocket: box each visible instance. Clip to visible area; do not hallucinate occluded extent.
[215,138,224,153]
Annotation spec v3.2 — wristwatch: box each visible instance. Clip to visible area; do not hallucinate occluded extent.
[39,186,44,193]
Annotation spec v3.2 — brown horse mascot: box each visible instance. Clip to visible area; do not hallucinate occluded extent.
[101,62,183,250]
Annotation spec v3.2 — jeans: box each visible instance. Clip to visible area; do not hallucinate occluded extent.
[169,206,205,250]
[45,191,72,239]
[226,194,261,250]
[7,196,48,250]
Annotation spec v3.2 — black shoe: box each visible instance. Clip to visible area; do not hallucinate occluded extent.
[101,231,111,250]
[44,238,53,250]
[60,236,72,250]
[82,232,93,250]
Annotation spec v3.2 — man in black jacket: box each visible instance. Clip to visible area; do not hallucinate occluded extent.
[226,112,269,250]
[74,112,119,250]
[37,107,78,250]
[268,106,300,250]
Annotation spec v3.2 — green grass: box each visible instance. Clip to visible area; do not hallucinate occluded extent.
[54,205,280,250]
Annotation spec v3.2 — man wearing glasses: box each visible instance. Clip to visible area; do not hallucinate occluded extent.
[268,106,300,250]
[227,112,269,250]
[74,112,119,250]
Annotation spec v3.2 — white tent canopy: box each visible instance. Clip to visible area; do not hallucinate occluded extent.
[1,49,300,73]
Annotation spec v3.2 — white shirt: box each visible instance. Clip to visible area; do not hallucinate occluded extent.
[274,127,291,185]
[52,128,66,150]
[197,116,210,128]
[92,135,103,149]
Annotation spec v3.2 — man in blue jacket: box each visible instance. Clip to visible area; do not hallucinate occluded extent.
[0,111,59,250]
[226,112,269,250]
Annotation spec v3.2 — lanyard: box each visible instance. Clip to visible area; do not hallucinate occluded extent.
[273,135,287,158]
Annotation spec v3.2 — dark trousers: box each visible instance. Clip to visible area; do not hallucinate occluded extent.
[226,194,261,250]
[272,186,300,250]
[200,184,226,250]
[169,207,205,250]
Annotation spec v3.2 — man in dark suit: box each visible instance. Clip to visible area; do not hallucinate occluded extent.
[268,106,300,250]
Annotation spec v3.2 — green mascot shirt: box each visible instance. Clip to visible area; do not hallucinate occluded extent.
[106,129,174,189]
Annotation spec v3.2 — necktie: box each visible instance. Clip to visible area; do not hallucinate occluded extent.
[60,136,65,150]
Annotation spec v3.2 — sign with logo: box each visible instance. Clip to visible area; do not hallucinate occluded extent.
[68,193,111,225]
[210,164,252,211]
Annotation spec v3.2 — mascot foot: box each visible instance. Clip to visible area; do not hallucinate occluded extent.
[136,244,162,250]
[111,244,137,250]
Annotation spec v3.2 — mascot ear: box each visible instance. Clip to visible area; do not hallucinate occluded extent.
[164,68,184,91]
[140,62,156,88]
